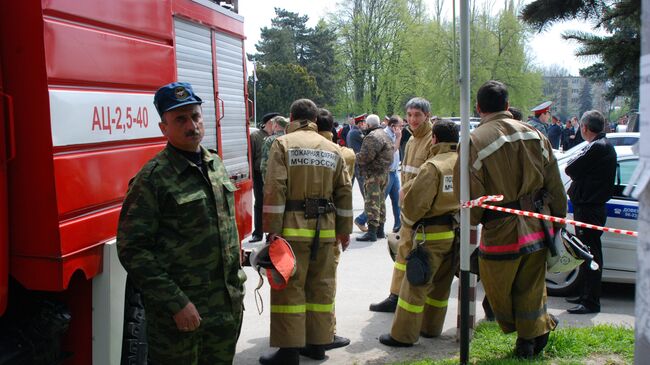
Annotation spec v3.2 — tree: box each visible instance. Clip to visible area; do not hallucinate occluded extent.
[579,80,593,116]
[249,63,321,119]
[521,0,640,106]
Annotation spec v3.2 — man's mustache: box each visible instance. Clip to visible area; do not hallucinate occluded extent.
[185,130,200,137]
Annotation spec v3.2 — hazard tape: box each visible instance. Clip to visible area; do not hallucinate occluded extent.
[461,195,638,237]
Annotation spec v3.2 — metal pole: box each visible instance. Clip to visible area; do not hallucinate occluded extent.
[459,0,471,364]
[452,0,457,116]
[253,59,257,127]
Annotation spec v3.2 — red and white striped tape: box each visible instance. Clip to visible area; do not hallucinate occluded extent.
[461,195,638,237]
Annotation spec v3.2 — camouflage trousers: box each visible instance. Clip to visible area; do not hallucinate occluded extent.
[363,174,388,227]
[146,305,243,365]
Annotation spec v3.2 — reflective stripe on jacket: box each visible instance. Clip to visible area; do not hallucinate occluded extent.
[402,142,459,247]
[458,111,567,259]
[263,121,353,242]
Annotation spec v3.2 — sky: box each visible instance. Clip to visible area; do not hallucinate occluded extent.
[238,0,601,77]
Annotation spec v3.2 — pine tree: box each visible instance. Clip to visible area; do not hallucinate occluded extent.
[579,80,593,116]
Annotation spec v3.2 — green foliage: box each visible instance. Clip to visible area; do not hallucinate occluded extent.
[394,322,634,365]
[249,63,321,117]
[250,8,341,113]
[522,0,640,105]
[250,3,546,121]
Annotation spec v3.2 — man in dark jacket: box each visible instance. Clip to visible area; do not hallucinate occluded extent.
[250,112,280,242]
[565,110,617,314]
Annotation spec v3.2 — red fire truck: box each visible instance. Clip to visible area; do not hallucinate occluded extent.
[0,1,252,364]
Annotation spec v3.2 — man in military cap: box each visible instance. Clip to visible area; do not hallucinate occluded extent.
[117,82,246,364]
[250,112,281,242]
[529,101,552,137]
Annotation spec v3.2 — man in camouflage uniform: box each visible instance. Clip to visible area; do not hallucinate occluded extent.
[369,97,435,312]
[117,82,246,365]
[355,114,394,242]
[261,99,352,365]
[380,119,459,347]
[457,81,566,358]
[260,115,289,181]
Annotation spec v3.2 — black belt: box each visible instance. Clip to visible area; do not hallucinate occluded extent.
[481,201,520,223]
[285,199,336,213]
[414,215,453,227]
[286,199,336,261]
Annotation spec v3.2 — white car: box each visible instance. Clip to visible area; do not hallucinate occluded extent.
[554,132,639,163]
[546,144,638,296]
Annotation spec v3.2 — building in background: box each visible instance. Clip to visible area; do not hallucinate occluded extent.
[542,76,626,121]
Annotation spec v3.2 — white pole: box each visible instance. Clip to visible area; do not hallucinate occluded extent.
[634,1,650,362]
[459,0,471,363]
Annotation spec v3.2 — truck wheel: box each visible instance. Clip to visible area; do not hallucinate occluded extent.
[121,276,147,365]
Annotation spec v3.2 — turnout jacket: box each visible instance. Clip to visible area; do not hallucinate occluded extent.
[460,111,566,259]
[401,120,434,195]
[319,131,356,180]
[263,121,353,242]
[566,133,617,205]
[401,142,459,242]
[401,143,459,229]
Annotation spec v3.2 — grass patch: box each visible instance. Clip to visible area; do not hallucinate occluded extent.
[397,322,634,365]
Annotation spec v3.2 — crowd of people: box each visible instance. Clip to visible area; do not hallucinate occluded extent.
[114,80,618,364]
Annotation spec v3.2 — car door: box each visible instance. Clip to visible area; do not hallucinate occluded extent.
[601,157,638,278]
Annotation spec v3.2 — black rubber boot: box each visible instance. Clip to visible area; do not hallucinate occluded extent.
[369,293,398,312]
[357,225,378,242]
[376,224,385,239]
[259,348,299,365]
[299,344,325,360]
[379,333,413,347]
[323,335,350,350]
[514,338,535,359]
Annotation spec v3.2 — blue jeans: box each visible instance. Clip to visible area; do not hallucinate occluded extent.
[356,170,401,229]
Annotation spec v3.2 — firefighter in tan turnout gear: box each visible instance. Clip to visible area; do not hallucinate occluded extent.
[370,97,435,312]
[379,119,460,347]
[456,81,566,358]
[260,99,353,365]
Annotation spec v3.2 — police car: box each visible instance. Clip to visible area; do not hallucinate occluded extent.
[545,144,638,296]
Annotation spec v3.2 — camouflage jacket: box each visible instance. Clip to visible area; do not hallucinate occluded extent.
[356,126,394,178]
[117,144,246,318]
[260,132,284,182]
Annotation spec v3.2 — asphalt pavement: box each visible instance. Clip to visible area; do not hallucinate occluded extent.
[234,179,635,364]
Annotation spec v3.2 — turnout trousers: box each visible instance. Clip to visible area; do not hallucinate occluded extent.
[270,241,339,348]
[390,227,456,343]
[479,249,557,340]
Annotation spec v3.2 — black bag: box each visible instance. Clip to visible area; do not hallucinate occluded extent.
[406,226,432,286]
